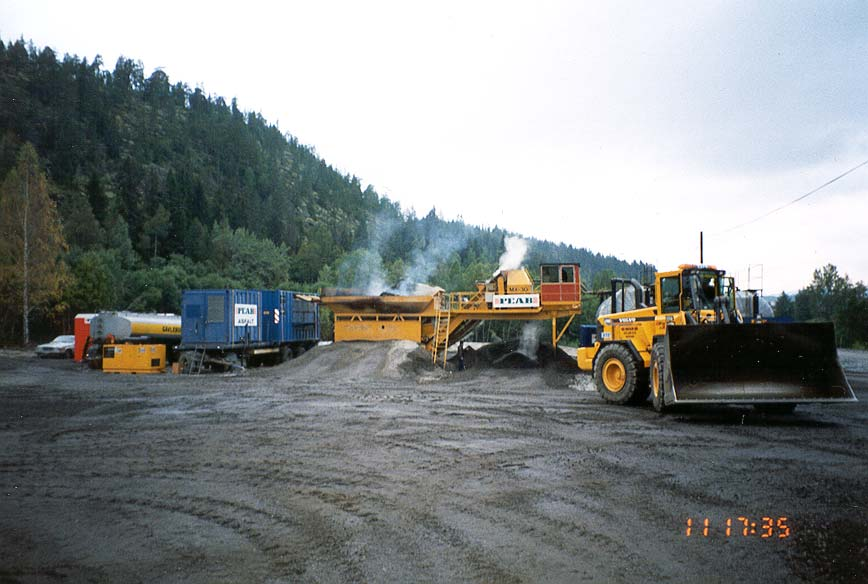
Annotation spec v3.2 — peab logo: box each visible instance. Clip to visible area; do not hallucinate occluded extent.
[234,304,258,326]
[492,294,540,308]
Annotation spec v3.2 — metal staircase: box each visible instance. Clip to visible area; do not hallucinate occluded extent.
[432,306,452,366]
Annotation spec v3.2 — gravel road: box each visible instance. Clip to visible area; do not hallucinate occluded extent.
[1,344,866,583]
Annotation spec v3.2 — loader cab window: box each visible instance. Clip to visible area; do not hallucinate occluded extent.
[541,265,559,283]
[683,271,717,310]
[560,266,575,283]
[660,276,681,313]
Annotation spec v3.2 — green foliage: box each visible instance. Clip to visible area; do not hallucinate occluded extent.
[774,291,794,320]
[208,223,293,288]
[790,264,868,348]
[591,269,617,291]
[59,188,104,250]
[64,250,120,313]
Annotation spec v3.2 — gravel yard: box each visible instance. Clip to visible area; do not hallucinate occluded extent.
[1,344,867,583]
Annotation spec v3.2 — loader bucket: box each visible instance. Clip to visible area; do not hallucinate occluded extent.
[665,323,856,404]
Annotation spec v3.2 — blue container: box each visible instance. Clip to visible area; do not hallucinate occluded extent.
[181,289,269,349]
[181,289,319,349]
[579,324,596,348]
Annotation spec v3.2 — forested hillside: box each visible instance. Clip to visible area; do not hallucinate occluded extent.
[0,38,652,342]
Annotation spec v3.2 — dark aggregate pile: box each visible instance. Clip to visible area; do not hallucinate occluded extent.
[451,339,577,371]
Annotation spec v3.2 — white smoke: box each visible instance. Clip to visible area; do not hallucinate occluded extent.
[517,322,540,360]
[336,249,388,295]
[337,212,400,295]
[396,231,468,295]
[496,236,528,275]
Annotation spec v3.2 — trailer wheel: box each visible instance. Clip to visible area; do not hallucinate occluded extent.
[651,344,667,413]
[594,344,640,404]
[279,345,292,363]
[224,352,242,371]
[178,352,196,374]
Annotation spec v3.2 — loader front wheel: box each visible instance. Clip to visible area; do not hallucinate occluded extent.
[594,344,640,404]
[651,344,667,413]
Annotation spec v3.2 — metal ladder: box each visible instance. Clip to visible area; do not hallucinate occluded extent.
[432,306,452,366]
[180,347,206,375]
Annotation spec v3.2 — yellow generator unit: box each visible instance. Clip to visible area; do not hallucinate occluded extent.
[102,343,166,374]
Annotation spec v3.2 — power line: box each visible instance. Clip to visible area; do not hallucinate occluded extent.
[720,156,868,234]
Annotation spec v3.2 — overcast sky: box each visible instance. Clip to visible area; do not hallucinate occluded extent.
[3,1,868,292]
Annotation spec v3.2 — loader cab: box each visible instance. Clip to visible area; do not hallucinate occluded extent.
[539,263,581,304]
[656,265,730,316]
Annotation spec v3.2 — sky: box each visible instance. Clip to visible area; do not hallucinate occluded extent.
[3,0,868,293]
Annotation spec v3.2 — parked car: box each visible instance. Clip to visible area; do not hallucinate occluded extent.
[35,335,75,359]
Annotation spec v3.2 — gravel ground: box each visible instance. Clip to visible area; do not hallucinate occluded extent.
[1,344,867,583]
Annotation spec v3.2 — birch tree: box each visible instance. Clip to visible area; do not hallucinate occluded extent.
[0,143,67,344]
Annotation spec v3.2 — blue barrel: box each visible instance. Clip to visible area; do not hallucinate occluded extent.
[579,325,596,348]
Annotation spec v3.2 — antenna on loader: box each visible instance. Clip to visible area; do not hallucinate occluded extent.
[700,231,704,264]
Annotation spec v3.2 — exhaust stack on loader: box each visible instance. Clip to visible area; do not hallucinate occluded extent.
[577,264,856,411]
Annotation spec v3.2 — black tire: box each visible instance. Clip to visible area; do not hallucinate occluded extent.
[650,343,667,413]
[224,352,242,371]
[754,404,797,415]
[594,344,641,404]
[632,368,651,404]
[65,349,74,359]
[279,345,292,363]
[178,352,195,374]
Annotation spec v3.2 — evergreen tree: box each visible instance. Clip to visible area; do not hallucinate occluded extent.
[774,291,794,320]
[0,143,68,343]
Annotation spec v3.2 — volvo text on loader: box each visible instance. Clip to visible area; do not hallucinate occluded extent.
[577,264,856,412]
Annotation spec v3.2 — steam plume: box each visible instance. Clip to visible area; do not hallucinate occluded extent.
[517,322,540,360]
[496,236,528,275]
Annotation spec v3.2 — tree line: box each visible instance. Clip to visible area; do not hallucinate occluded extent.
[774,265,868,349]
[0,38,650,343]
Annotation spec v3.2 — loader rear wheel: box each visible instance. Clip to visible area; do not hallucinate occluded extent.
[651,344,667,413]
[594,344,640,405]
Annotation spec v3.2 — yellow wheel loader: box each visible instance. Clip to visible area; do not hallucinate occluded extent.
[577,264,856,412]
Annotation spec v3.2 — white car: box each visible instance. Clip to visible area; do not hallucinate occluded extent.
[35,335,75,359]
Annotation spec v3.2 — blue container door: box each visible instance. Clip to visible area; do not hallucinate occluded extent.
[286,291,318,342]
[181,290,207,345]
[280,291,294,342]
[262,290,283,345]
[230,289,264,345]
